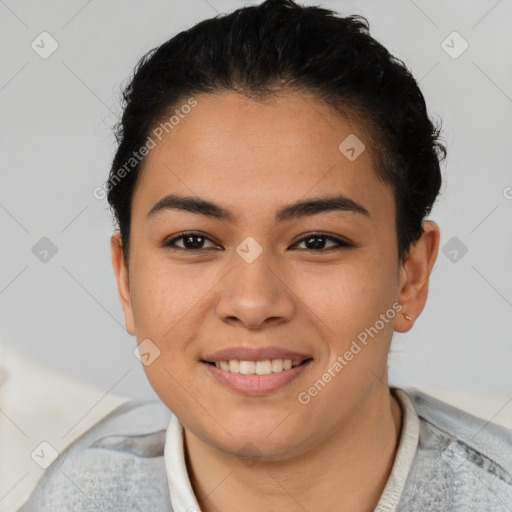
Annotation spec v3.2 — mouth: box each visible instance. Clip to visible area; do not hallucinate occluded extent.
[200,357,314,396]
[201,357,313,375]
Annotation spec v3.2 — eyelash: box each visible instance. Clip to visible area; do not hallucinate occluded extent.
[163,231,353,253]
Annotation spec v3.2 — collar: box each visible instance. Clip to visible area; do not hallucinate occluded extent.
[164,387,420,512]
[373,388,420,511]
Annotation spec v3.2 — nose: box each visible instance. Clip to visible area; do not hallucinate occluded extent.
[215,253,296,330]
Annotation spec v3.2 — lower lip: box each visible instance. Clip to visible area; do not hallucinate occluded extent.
[202,360,313,396]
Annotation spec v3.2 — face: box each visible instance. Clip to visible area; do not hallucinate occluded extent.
[111,90,436,460]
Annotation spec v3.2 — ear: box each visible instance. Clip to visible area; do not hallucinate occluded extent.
[110,232,136,335]
[395,221,440,333]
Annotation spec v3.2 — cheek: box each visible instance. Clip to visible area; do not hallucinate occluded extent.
[128,255,221,362]
[296,257,385,320]
[129,251,197,332]
[294,255,397,357]
[129,261,206,408]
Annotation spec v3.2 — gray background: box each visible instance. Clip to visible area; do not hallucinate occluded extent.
[1,0,511,401]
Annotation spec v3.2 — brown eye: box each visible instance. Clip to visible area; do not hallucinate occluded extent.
[164,232,218,251]
[293,232,352,252]
[163,231,353,252]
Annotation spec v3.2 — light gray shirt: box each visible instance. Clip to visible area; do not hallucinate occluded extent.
[19,387,512,511]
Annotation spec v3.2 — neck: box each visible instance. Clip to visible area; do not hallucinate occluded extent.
[183,384,402,512]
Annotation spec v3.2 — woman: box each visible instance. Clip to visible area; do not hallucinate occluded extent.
[20,1,512,510]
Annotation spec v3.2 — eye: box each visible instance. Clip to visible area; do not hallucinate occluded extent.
[163,231,219,251]
[163,231,353,252]
[292,232,353,252]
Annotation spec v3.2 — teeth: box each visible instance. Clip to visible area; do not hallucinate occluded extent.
[239,361,255,374]
[212,359,304,375]
[272,359,283,372]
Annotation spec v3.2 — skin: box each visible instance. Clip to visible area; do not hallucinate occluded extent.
[111,90,439,512]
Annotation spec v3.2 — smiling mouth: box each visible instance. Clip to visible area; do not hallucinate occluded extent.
[201,358,313,375]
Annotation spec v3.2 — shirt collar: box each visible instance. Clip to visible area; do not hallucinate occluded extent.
[373,387,420,511]
[164,413,202,512]
[164,387,419,512]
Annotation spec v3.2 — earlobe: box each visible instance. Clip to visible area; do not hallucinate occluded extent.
[395,221,440,333]
[110,232,136,335]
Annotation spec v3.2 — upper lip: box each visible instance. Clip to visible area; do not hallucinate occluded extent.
[202,346,312,362]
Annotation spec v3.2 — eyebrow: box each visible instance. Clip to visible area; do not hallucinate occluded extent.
[146,193,370,223]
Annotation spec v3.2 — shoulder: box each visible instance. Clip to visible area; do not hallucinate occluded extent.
[397,387,512,511]
[19,399,175,512]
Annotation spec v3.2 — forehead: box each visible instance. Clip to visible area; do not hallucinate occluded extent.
[131,90,394,224]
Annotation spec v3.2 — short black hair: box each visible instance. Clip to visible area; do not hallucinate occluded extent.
[106,0,446,266]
